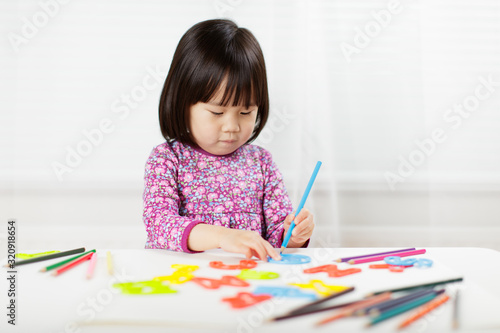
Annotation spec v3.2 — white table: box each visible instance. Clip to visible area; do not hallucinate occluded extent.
[2,247,500,333]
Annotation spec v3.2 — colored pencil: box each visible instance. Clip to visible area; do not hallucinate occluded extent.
[6,247,85,267]
[107,251,114,275]
[366,277,464,296]
[40,249,96,272]
[281,161,322,254]
[316,292,392,326]
[398,294,450,329]
[17,250,60,259]
[348,249,426,265]
[334,248,415,263]
[284,286,354,316]
[86,252,97,279]
[367,293,437,326]
[357,288,433,316]
[452,289,460,329]
[369,289,444,317]
[52,251,94,276]
[269,299,360,321]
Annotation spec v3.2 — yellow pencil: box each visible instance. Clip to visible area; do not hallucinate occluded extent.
[106,251,114,275]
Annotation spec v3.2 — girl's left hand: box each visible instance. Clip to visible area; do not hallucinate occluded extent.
[283,208,314,247]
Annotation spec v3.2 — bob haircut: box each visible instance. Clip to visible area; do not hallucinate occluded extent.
[159,19,269,146]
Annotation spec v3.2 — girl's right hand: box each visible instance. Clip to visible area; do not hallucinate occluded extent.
[218,228,282,262]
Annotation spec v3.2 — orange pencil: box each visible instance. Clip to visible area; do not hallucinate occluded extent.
[397,294,450,329]
[316,292,392,326]
[52,251,94,276]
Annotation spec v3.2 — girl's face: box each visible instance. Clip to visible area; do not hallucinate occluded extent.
[189,90,258,156]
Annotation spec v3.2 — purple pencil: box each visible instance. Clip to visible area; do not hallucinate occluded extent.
[334,248,416,263]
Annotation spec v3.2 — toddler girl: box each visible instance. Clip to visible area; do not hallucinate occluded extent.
[143,19,314,261]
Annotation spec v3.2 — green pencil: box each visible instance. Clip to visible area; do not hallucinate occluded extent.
[40,249,96,272]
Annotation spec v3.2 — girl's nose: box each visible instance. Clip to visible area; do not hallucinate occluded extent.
[222,116,240,132]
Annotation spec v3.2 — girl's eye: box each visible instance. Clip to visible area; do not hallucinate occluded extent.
[241,110,256,115]
[209,111,223,116]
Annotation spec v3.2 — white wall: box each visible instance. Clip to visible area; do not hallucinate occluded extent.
[1,0,500,252]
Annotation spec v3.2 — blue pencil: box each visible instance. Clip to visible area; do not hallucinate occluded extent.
[281,161,322,254]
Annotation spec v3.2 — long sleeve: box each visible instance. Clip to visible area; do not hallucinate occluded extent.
[260,150,294,247]
[142,144,203,253]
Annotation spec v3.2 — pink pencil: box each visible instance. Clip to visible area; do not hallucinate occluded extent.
[348,249,426,265]
[86,252,97,279]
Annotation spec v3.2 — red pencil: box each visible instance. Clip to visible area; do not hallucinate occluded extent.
[52,251,94,276]
[348,249,426,265]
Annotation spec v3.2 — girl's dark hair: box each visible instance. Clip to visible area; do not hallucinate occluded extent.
[159,19,269,145]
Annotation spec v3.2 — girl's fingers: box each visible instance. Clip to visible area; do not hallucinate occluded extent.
[292,222,314,244]
[244,249,254,259]
[222,231,285,261]
[294,208,310,222]
[250,249,260,260]
[251,240,269,262]
[264,241,281,261]
[249,239,280,261]
[284,213,294,227]
[292,210,312,231]
[297,226,313,241]
[292,216,312,235]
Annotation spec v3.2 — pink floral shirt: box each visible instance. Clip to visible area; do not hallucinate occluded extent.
[143,140,293,253]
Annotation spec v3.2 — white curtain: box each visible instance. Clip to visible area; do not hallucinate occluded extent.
[1,0,499,249]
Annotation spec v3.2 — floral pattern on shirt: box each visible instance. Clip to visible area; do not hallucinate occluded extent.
[142,141,293,253]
